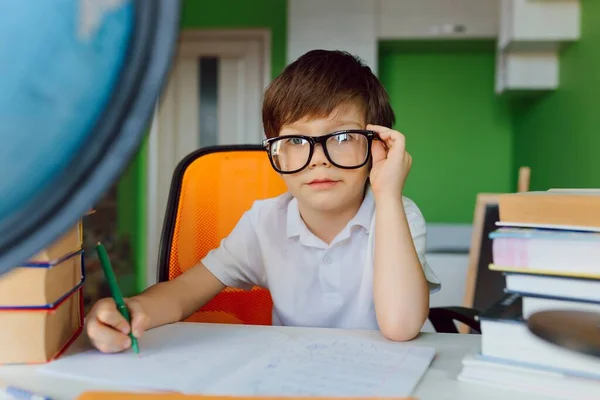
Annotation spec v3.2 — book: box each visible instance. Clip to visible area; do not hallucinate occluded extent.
[27,221,84,264]
[0,285,83,364]
[521,295,600,320]
[479,294,600,378]
[489,263,600,279]
[497,191,600,231]
[458,353,600,398]
[0,251,84,307]
[504,272,600,303]
[489,227,600,277]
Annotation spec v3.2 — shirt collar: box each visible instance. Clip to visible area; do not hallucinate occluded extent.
[286,196,303,239]
[347,185,375,232]
[286,185,375,244]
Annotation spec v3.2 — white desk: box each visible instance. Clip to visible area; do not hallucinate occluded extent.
[0,323,552,400]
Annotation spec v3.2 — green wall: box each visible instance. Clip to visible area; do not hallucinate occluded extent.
[379,42,514,223]
[513,0,600,190]
[379,0,599,223]
[118,0,287,293]
[116,137,147,295]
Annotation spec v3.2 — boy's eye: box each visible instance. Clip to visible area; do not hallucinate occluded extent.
[334,133,353,143]
[286,137,306,145]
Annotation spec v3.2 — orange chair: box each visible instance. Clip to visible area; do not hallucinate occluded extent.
[157,145,287,325]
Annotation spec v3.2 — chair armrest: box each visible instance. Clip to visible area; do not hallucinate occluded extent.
[428,306,481,334]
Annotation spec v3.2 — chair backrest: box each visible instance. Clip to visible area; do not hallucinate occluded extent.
[471,202,505,312]
[463,194,506,332]
[158,145,287,325]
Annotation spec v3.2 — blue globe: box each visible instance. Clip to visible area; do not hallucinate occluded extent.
[0,0,134,224]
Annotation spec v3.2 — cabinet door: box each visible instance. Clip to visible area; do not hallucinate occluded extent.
[499,0,580,51]
[379,0,499,39]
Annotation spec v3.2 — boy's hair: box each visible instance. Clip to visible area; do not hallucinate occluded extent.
[262,50,395,139]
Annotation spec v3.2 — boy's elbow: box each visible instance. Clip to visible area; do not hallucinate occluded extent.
[379,321,421,342]
[377,310,427,342]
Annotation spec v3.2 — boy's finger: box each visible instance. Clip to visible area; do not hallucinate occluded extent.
[366,123,391,132]
[87,320,132,353]
[126,299,150,337]
[371,140,387,163]
[131,313,150,338]
[385,132,406,151]
[96,304,130,334]
[367,124,392,138]
[368,125,405,147]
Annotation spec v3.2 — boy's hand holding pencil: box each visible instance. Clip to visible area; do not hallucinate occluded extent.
[86,242,149,354]
[86,296,150,353]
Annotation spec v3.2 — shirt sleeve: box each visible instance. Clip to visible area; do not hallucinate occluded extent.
[403,197,442,294]
[200,204,264,291]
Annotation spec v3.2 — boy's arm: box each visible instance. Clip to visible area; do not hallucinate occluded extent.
[87,263,225,353]
[372,195,429,342]
[87,207,263,353]
[367,123,430,342]
[131,263,225,329]
[131,204,265,330]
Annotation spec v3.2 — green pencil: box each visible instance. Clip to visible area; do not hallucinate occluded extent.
[96,242,139,354]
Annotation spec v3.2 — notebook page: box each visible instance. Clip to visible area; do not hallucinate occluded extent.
[38,324,289,392]
[204,334,436,397]
[39,324,435,396]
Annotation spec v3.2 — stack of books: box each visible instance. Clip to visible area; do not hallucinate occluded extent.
[0,217,88,364]
[458,189,600,397]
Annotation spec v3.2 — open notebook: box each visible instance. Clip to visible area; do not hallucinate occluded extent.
[38,323,435,397]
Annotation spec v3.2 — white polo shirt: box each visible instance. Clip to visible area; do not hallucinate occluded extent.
[201,188,441,330]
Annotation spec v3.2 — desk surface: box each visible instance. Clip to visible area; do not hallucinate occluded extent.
[0,323,552,400]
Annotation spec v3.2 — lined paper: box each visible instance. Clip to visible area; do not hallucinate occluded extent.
[40,324,435,396]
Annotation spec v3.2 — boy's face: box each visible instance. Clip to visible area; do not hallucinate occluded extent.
[275,101,370,213]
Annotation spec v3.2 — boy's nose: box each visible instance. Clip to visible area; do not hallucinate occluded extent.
[309,144,330,168]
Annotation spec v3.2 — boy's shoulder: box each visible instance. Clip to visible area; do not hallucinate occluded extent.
[399,195,427,231]
[401,195,423,216]
[367,187,425,231]
[245,191,294,222]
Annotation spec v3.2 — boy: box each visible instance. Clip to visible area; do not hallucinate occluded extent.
[86,50,440,353]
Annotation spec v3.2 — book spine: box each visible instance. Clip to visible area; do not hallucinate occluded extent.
[498,195,600,229]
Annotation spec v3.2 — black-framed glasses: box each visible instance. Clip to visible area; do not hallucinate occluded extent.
[262,130,379,174]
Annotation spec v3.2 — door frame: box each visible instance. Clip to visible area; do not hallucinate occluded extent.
[145,29,271,288]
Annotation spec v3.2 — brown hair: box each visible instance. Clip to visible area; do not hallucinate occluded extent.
[262,50,395,138]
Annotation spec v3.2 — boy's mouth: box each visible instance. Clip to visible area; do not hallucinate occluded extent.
[307,178,339,189]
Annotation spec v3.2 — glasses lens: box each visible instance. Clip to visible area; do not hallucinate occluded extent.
[269,137,311,172]
[326,133,369,167]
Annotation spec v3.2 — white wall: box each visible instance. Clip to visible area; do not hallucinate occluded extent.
[287,0,378,71]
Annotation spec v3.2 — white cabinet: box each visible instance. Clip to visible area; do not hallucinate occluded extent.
[495,50,559,92]
[378,0,500,39]
[499,0,580,51]
[496,0,580,94]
